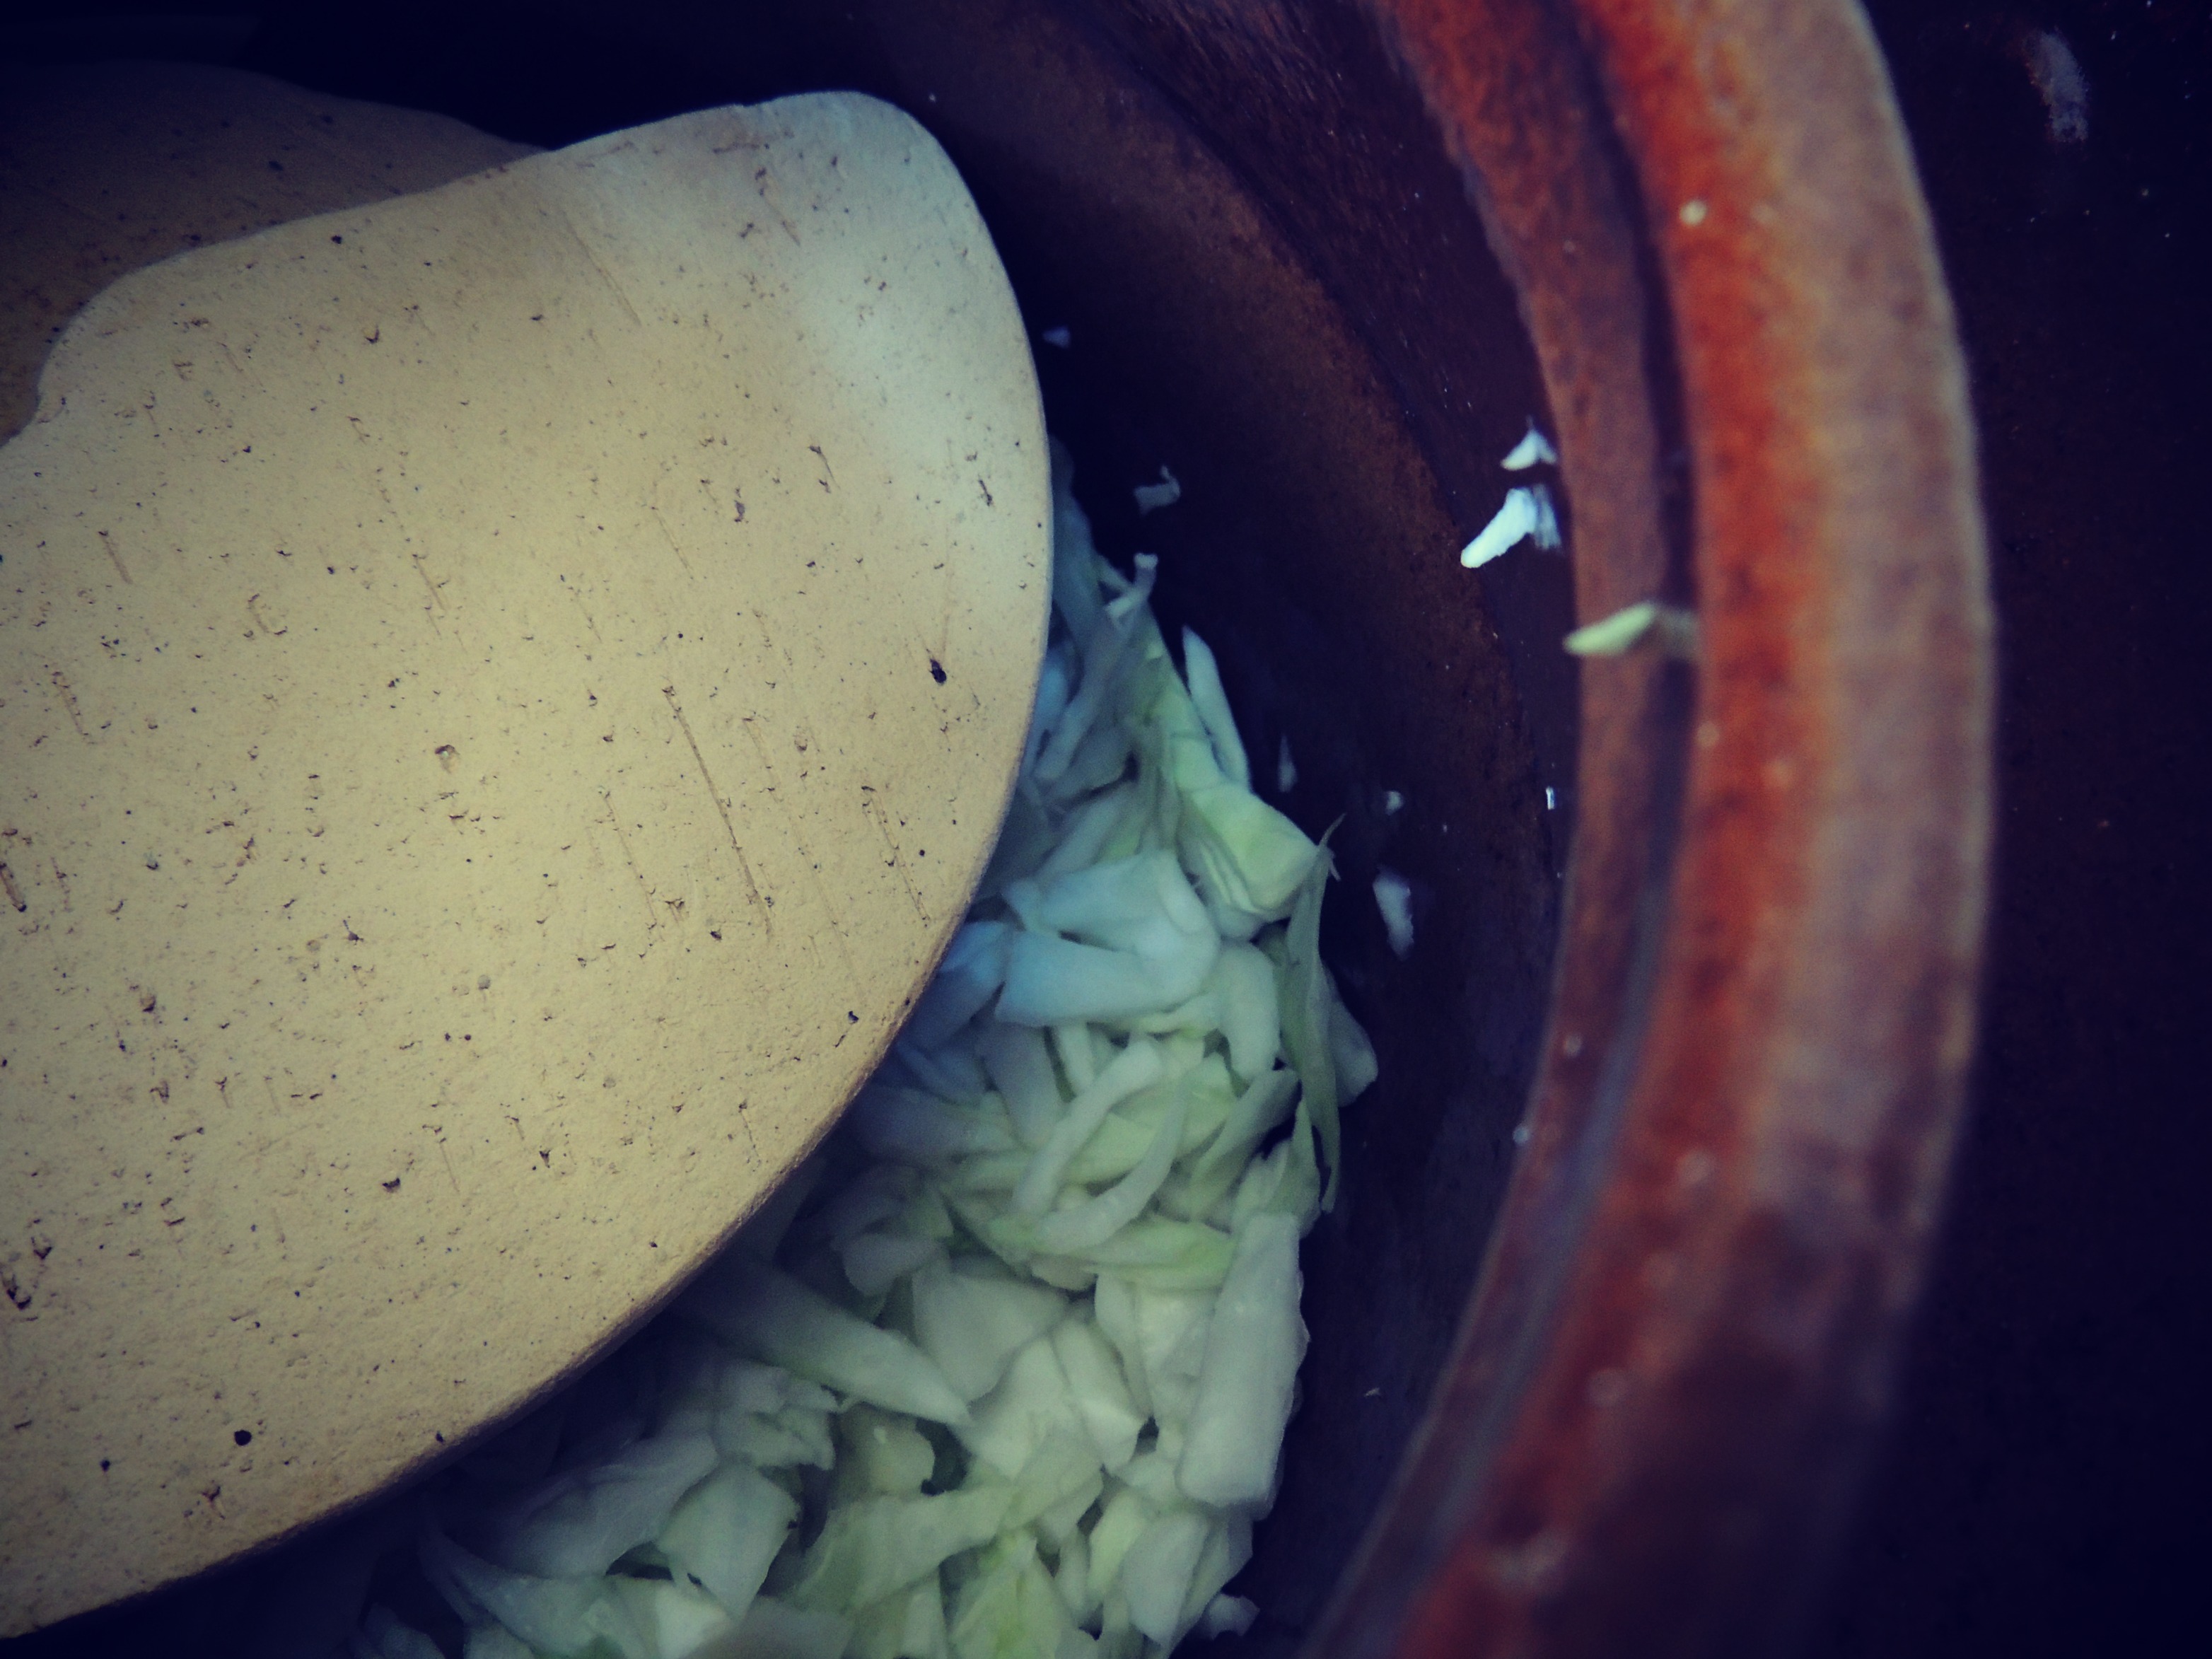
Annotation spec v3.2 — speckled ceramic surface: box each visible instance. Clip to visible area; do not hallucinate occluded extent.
[1,89,1047,1629]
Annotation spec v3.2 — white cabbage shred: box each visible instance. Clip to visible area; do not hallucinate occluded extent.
[1458,483,1559,568]
[375,438,1375,1659]
[1498,423,1557,471]
[1370,871,1414,962]
[1132,465,1182,516]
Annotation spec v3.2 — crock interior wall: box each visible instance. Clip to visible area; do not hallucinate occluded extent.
[842,9,1561,1638]
[6,4,1564,1653]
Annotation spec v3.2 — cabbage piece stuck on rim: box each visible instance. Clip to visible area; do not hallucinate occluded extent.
[369,439,1376,1659]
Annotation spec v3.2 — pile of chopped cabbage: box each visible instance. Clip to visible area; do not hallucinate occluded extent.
[362,442,1375,1659]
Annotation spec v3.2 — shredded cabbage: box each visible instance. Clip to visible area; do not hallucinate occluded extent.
[362,439,1375,1659]
[1562,598,1699,660]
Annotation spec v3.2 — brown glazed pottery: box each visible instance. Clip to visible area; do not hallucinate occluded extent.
[0,1,1989,1653]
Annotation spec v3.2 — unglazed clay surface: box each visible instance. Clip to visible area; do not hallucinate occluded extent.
[0,91,1047,1629]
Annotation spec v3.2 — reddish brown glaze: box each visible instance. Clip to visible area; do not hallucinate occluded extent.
[1312,2,1991,1656]
[992,4,1987,1654]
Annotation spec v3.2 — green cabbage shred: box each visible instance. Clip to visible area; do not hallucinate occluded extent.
[368,441,1375,1659]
